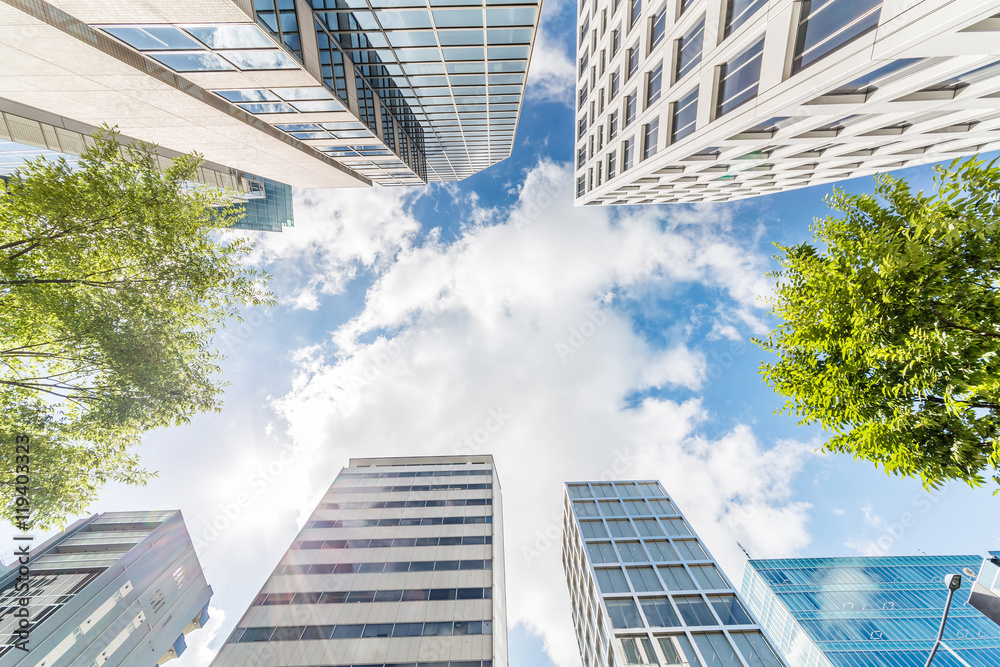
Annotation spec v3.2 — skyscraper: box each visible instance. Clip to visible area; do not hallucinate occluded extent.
[742,555,1000,667]
[0,99,295,232]
[210,454,506,667]
[574,0,1000,205]
[562,480,787,667]
[0,0,540,189]
[970,551,1000,629]
[0,510,212,666]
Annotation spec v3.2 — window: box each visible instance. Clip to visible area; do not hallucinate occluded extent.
[657,635,701,666]
[724,0,767,38]
[610,70,621,99]
[658,565,697,590]
[579,83,589,110]
[792,0,883,74]
[596,567,631,593]
[598,125,605,150]
[624,499,650,515]
[731,632,784,667]
[674,539,708,560]
[580,519,608,538]
[650,5,666,48]
[671,87,697,143]
[661,518,691,536]
[676,17,704,81]
[625,92,637,126]
[592,483,615,497]
[629,0,642,28]
[575,500,600,517]
[634,518,663,536]
[693,633,743,666]
[690,564,728,590]
[620,636,658,665]
[607,519,636,538]
[601,499,627,516]
[627,45,640,79]
[674,596,717,626]
[640,597,681,627]
[716,37,764,117]
[578,146,587,168]
[609,111,619,139]
[648,498,677,514]
[577,175,586,197]
[646,63,663,106]
[579,48,589,77]
[601,49,607,75]
[612,28,621,55]
[623,137,635,171]
[627,566,663,591]
[568,484,592,498]
[606,598,643,628]
[645,540,677,562]
[607,151,617,178]
[588,542,618,563]
[578,116,588,139]
[708,595,753,625]
[617,541,648,562]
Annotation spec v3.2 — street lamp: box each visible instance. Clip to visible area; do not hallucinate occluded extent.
[924,574,963,667]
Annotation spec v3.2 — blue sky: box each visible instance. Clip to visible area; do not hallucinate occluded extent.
[6,0,1000,664]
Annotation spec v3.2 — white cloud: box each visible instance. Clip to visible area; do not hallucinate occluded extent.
[249,185,422,308]
[171,606,225,667]
[266,160,813,667]
[526,29,575,106]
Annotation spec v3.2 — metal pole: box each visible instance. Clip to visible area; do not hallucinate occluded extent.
[925,574,962,667]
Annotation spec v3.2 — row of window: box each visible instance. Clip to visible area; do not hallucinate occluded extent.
[253,587,493,606]
[277,559,493,575]
[320,498,492,510]
[576,0,889,193]
[567,482,665,499]
[331,483,492,493]
[336,469,491,479]
[605,594,752,630]
[305,515,492,529]
[573,497,680,518]
[293,535,492,550]
[624,631,782,667]
[578,518,703,544]
[231,620,492,643]
[595,561,729,593]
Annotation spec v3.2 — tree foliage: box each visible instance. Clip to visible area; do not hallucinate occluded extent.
[757,157,1000,491]
[0,129,273,529]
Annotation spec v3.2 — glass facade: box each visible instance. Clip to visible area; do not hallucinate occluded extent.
[742,555,1000,667]
[232,173,295,232]
[563,480,787,667]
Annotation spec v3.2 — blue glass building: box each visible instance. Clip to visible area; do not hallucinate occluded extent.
[231,172,295,233]
[741,555,1000,667]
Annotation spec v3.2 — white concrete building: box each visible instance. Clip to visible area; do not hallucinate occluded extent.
[562,480,787,667]
[0,0,540,189]
[0,510,212,666]
[575,0,1000,205]
[210,455,507,667]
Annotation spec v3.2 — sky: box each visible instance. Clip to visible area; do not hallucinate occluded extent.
[7,0,1000,665]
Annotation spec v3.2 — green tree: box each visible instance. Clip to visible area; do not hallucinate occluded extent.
[0,129,273,529]
[757,156,1000,491]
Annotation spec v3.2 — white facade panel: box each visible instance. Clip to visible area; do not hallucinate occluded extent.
[575,0,1000,205]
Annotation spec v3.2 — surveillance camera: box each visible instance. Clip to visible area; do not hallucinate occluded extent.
[945,574,962,591]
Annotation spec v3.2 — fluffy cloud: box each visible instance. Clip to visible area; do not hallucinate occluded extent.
[526,29,575,106]
[172,606,226,667]
[267,160,813,667]
[249,185,422,309]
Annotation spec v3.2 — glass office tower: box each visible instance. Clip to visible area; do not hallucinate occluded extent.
[562,480,787,667]
[0,511,212,666]
[1,0,540,189]
[742,555,1000,667]
[574,0,1000,205]
[210,455,507,667]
